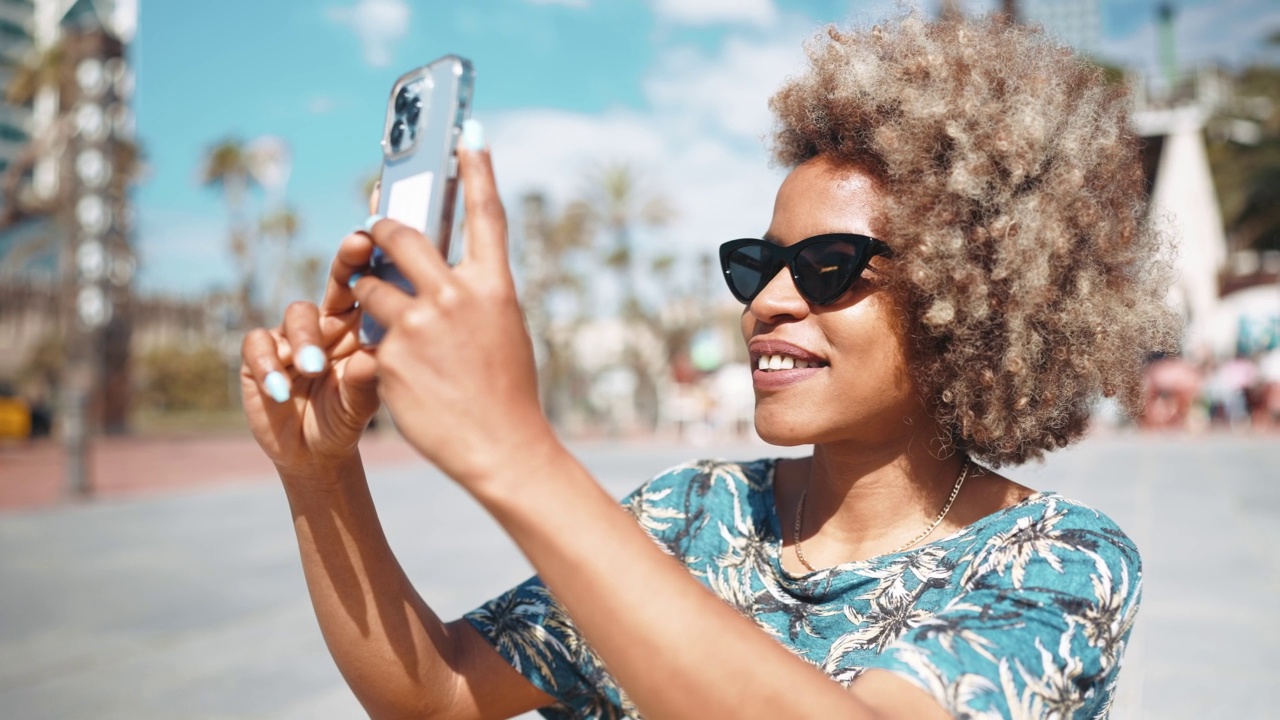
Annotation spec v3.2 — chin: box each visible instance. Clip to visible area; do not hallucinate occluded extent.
[753,406,824,446]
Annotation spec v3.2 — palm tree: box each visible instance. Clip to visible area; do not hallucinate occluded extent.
[0,44,69,260]
[581,164,673,431]
[201,138,260,328]
[587,163,673,318]
[259,205,301,322]
[520,192,593,427]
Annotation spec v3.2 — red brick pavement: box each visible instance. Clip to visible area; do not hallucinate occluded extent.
[0,431,425,511]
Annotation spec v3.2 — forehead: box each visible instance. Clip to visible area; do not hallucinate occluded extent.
[767,156,881,243]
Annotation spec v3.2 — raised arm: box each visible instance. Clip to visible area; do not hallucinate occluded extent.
[240,217,551,719]
[351,126,951,719]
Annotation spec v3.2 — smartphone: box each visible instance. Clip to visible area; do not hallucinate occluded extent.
[361,54,475,345]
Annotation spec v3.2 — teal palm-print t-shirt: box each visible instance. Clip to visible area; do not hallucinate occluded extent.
[463,459,1141,719]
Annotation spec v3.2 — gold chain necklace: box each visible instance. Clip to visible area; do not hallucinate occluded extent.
[792,458,971,573]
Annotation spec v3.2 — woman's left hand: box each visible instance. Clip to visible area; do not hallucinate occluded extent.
[351,132,557,488]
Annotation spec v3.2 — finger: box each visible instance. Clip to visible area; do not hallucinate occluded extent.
[364,217,451,291]
[319,231,376,316]
[349,274,415,331]
[241,328,294,404]
[456,119,510,270]
[368,180,381,215]
[282,302,326,376]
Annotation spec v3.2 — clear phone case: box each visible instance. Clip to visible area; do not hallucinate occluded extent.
[361,55,474,345]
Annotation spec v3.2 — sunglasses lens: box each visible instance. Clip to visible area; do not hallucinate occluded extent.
[725,244,773,301]
[795,240,861,304]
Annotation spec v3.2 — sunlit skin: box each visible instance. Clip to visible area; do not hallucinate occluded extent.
[748,156,1033,569]
[239,142,1032,719]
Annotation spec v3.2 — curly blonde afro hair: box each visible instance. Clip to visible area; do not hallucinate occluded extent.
[769,14,1180,466]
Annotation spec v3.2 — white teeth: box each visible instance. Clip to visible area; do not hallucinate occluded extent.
[757,354,819,371]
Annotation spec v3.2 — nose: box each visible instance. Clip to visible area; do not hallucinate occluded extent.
[748,266,810,325]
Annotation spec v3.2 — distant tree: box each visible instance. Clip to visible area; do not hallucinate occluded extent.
[1207,65,1280,252]
[135,345,232,412]
[0,44,67,262]
[519,192,592,427]
[580,163,675,431]
[259,205,302,321]
[201,138,261,328]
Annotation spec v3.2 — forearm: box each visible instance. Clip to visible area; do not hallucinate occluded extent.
[472,444,878,719]
[279,454,461,719]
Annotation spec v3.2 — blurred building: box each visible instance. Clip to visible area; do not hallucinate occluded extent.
[0,0,140,438]
[1127,3,1279,359]
[0,0,36,182]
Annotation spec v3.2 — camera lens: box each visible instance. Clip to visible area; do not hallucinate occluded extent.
[390,120,406,149]
[395,87,410,115]
[406,98,421,127]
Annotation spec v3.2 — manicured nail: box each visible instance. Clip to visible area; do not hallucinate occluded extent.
[462,119,485,151]
[296,345,325,374]
[263,371,291,403]
[348,272,363,289]
[363,214,384,233]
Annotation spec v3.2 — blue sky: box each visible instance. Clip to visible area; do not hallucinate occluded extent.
[131,0,1280,300]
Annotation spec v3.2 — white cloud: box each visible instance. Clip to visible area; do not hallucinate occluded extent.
[325,0,411,67]
[484,26,815,291]
[651,0,778,27]
[307,96,337,114]
[645,33,807,143]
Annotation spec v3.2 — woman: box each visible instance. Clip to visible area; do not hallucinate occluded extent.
[241,14,1177,719]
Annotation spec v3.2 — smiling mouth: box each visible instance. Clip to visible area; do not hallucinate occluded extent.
[755,353,829,371]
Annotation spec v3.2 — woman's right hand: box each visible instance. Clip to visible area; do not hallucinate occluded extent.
[240,228,380,474]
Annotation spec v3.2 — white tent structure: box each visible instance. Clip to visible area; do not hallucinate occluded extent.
[1133,106,1231,355]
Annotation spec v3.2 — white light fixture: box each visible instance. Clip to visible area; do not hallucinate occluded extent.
[76,104,107,141]
[76,195,111,234]
[77,285,111,328]
[77,240,106,281]
[76,148,111,188]
[76,58,106,97]
[110,255,136,286]
[109,104,135,138]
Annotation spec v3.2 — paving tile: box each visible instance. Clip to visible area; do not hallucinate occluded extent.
[0,435,1275,718]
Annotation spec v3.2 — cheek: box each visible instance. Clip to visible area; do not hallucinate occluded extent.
[825,297,919,412]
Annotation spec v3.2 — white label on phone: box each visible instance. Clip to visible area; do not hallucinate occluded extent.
[385,171,435,234]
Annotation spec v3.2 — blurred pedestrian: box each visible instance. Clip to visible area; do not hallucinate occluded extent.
[1142,355,1201,430]
[238,13,1177,719]
[1256,347,1280,429]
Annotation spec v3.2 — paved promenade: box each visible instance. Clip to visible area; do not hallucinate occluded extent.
[0,433,1276,719]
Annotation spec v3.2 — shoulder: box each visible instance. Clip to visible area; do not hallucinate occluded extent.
[961,492,1142,593]
[621,458,776,550]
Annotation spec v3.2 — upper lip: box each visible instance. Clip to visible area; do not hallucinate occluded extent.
[747,338,828,365]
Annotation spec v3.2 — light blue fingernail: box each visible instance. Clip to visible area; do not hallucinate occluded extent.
[462,119,485,151]
[264,371,291,403]
[363,214,384,233]
[296,345,325,374]
[348,272,362,289]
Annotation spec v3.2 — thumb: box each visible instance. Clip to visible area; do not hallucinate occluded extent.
[339,349,381,417]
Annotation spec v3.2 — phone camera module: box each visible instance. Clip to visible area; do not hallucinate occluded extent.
[390,120,407,150]
[405,98,421,128]
[395,87,411,115]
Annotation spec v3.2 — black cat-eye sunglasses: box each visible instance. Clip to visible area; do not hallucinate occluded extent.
[718,233,891,306]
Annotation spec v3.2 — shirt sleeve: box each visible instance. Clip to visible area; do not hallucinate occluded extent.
[460,463,700,717]
[865,501,1143,720]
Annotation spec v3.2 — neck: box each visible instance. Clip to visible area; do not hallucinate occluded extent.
[797,437,968,560]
